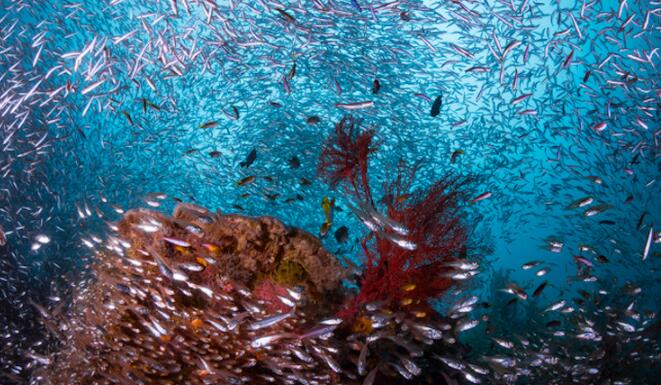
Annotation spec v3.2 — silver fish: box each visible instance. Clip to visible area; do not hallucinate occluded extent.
[249,311,293,330]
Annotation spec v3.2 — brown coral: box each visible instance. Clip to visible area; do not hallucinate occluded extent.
[117,203,345,294]
[34,203,349,385]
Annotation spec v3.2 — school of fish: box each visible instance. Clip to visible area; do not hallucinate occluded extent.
[0,0,659,384]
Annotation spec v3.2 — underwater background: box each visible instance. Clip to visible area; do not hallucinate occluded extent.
[0,0,659,384]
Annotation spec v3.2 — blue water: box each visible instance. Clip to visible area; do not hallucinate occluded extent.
[0,0,659,383]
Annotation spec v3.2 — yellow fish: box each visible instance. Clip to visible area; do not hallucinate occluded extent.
[320,197,335,237]
[321,197,335,223]
[319,221,331,237]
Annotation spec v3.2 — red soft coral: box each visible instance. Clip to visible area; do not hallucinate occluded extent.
[320,118,472,319]
[363,173,469,303]
[318,116,378,205]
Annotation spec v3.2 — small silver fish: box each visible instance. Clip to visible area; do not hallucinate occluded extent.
[492,337,514,349]
[381,232,417,250]
[456,319,479,332]
[535,268,550,277]
[162,236,191,247]
[522,260,542,270]
[642,225,653,261]
[434,355,465,370]
[250,333,291,349]
[249,311,293,331]
[544,300,566,312]
[335,101,374,110]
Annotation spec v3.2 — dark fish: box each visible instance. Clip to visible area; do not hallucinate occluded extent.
[276,8,296,22]
[289,156,300,169]
[562,49,574,68]
[546,320,561,328]
[209,151,222,158]
[583,70,591,83]
[122,111,133,125]
[637,211,646,230]
[533,281,547,297]
[306,116,320,124]
[288,62,296,80]
[430,94,443,117]
[400,12,411,21]
[185,149,198,155]
[284,193,305,203]
[300,178,311,186]
[451,149,464,164]
[596,255,609,263]
[239,149,257,168]
[264,193,279,201]
[372,79,380,94]
[599,220,616,225]
[630,153,640,165]
[237,176,256,186]
[334,226,349,243]
[200,121,218,129]
[0,224,5,246]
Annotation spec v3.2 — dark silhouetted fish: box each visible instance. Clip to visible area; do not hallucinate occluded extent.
[430,94,442,117]
[289,156,300,169]
[334,226,349,243]
[372,79,380,94]
[240,149,257,168]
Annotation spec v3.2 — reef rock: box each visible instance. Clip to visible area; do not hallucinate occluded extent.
[34,203,348,385]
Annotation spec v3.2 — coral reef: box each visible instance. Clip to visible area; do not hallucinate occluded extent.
[33,204,348,384]
[33,117,482,385]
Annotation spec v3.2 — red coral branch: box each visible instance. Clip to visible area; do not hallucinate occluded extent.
[317,116,378,205]
[344,174,469,318]
[319,117,471,320]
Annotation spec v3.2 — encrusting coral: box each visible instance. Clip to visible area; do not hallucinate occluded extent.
[34,204,349,384]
